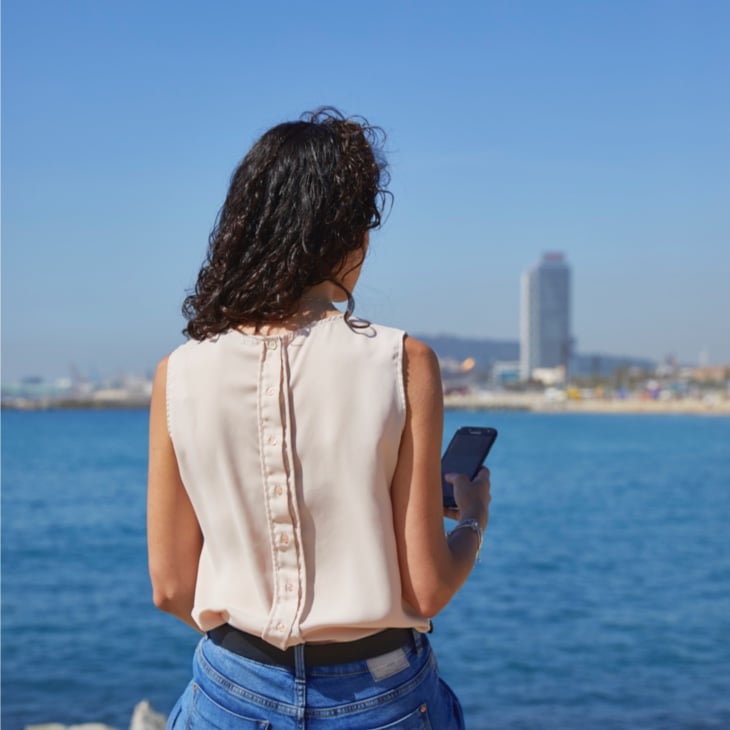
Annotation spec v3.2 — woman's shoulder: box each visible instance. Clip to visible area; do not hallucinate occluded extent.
[401,335,437,362]
[341,319,439,370]
[401,336,441,389]
[162,338,200,373]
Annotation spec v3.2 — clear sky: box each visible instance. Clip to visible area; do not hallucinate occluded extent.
[3,0,729,380]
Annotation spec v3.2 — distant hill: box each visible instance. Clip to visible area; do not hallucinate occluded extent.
[416,334,518,370]
[416,334,655,378]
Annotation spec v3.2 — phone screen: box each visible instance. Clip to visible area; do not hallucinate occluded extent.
[441,427,497,509]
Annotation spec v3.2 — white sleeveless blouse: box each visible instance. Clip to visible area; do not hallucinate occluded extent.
[166,314,430,649]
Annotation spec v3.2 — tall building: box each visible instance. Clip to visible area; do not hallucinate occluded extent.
[520,252,571,381]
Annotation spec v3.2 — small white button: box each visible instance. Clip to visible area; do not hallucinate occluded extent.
[268,435,277,445]
[266,386,275,396]
[276,622,285,632]
[285,582,295,592]
[274,485,284,496]
[280,534,290,546]
[266,340,278,350]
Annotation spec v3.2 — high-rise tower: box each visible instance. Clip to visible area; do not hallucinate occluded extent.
[520,253,571,381]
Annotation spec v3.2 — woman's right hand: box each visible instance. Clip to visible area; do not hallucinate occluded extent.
[443,467,491,530]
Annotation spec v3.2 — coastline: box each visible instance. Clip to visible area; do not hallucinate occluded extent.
[4,394,729,415]
[1,398,151,411]
[443,392,730,415]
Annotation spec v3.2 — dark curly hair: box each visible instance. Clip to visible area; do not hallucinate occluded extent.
[182,108,390,340]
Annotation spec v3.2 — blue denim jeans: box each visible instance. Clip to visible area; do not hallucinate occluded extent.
[167,631,465,729]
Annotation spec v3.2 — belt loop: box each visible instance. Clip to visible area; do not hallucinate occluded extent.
[294,644,306,681]
[412,629,424,655]
[294,644,306,724]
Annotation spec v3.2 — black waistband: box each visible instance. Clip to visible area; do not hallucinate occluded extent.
[207,624,416,668]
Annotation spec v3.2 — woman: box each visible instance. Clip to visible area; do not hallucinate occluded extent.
[147,108,491,729]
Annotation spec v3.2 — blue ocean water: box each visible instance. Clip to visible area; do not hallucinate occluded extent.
[2,409,729,729]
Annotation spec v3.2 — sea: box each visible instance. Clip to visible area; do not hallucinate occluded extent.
[2,409,730,729]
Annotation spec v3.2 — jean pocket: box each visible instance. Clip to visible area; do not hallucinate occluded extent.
[370,703,432,729]
[189,683,271,729]
[437,678,466,729]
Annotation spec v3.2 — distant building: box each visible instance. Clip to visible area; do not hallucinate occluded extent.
[520,252,572,381]
[491,360,521,386]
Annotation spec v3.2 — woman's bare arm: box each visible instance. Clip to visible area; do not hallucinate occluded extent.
[391,336,491,618]
[147,356,203,632]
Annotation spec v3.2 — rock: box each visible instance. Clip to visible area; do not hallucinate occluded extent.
[24,701,166,730]
[129,701,166,730]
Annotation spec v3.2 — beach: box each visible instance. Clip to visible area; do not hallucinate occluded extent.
[444,391,730,415]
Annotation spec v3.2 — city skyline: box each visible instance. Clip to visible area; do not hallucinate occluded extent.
[3,2,729,381]
[0,297,702,386]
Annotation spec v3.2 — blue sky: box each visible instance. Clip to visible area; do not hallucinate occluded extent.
[3,0,729,380]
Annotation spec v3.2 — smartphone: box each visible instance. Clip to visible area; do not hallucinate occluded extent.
[441,426,498,509]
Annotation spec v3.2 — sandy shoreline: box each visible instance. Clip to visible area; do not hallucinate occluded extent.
[4,394,729,416]
[443,393,730,415]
